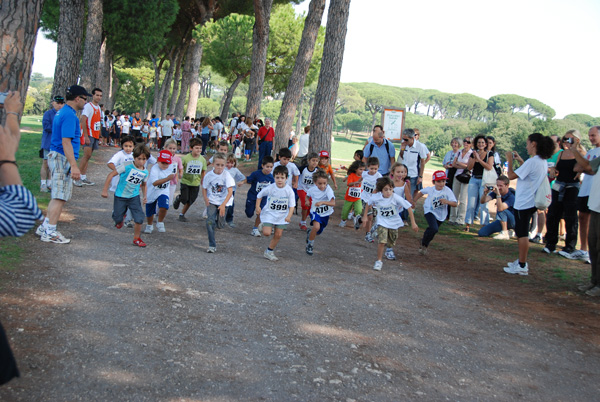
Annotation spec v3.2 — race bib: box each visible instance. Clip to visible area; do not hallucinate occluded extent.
[186,162,202,175]
[268,197,288,211]
[378,205,398,218]
[256,182,270,193]
[432,197,445,209]
[363,182,375,194]
[171,164,178,175]
[348,186,362,198]
[93,122,101,131]
[156,182,169,190]
[314,205,330,215]
[302,176,313,186]
[125,170,145,185]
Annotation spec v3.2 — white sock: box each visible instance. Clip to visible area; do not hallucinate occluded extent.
[46,224,57,235]
[41,180,45,186]
[42,217,49,229]
[301,220,306,225]
[81,174,87,180]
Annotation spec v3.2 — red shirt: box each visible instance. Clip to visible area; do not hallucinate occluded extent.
[258,126,274,142]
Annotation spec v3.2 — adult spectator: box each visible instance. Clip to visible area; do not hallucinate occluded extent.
[571,131,600,296]
[448,136,473,225]
[413,128,432,165]
[40,95,64,192]
[131,112,142,138]
[228,113,239,143]
[398,128,425,193]
[297,125,310,159]
[363,125,395,176]
[442,137,461,189]
[211,116,223,148]
[160,113,174,149]
[74,87,103,187]
[464,135,495,232]
[36,85,91,244]
[256,118,275,169]
[477,175,515,239]
[181,116,192,153]
[200,116,213,155]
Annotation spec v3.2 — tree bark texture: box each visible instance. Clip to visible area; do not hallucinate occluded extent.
[309,0,351,155]
[150,54,165,116]
[95,37,114,109]
[220,73,249,123]
[160,50,178,118]
[79,0,103,90]
[295,93,304,138]
[245,0,273,120]
[168,46,186,115]
[52,0,85,97]
[185,42,203,118]
[174,40,198,119]
[0,0,45,113]
[273,0,325,155]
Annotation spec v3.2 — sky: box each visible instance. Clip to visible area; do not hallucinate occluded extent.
[32,0,600,119]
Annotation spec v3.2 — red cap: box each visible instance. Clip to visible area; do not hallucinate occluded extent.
[157,150,172,164]
[319,150,330,158]
[432,170,447,181]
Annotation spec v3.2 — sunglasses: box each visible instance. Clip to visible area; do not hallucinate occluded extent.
[402,138,409,142]
[78,96,87,101]
[463,140,471,144]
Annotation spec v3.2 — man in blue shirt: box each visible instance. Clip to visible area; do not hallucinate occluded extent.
[477,175,516,239]
[40,95,64,192]
[36,85,91,244]
[363,125,396,175]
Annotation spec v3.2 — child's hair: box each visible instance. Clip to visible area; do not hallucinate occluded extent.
[304,125,310,134]
[189,138,202,148]
[133,144,151,159]
[226,153,237,166]
[390,162,408,177]
[354,149,364,159]
[306,152,319,161]
[347,160,366,175]
[262,155,274,166]
[273,165,289,178]
[367,156,380,167]
[213,152,227,163]
[376,176,394,192]
[134,137,145,145]
[312,169,329,183]
[120,135,134,147]
[164,138,177,148]
[218,140,228,149]
[529,133,556,160]
[279,147,292,159]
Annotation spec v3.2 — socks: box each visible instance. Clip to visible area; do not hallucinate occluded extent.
[267,247,273,252]
[81,174,87,181]
[519,261,526,268]
[46,224,57,235]
[300,220,306,225]
[308,240,314,245]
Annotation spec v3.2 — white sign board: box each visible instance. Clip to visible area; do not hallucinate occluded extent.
[382,108,405,141]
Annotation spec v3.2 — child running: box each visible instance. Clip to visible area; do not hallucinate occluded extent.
[101,144,150,247]
[317,150,338,190]
[390,162,412,219]
[413,170,458,255]
[256,165,296,261]
[202,152,235,252]
[362,177,418,271]
[245,156,275,236]
[273,147,300,189]
[305,169,336,256]
[164,139,183,206]
[174,138,207,221]
[360,157,382,241]
[225,153,246,228]
[339,160,365,227]
[297,152,320,230]
[145,150,175,233]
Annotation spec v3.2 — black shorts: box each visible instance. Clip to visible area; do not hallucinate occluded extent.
[180,183,200,206]
[514,207,537,238]
[578,196,590,213]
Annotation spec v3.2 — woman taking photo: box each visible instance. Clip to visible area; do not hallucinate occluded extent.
[443,137,461,189]
[465,135,495,231]
[449,136,473,226]
[503,133,555,275]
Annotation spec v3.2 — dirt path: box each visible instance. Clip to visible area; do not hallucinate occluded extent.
[1,147,599,401]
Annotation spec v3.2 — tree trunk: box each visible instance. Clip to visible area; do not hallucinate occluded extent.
[52,0,85,97]
[96,37,114,109]
[220,73,250,123]
[168,48,185,116]
[295,93,304,137]
[141,86,149,118]
[160,50,177,118]
[245,0,273,120]
[174,41,196,119]
[273,0,325,156]
[185,42,203,119]
[109,64,118,111]
[0,0,44,116]
[309,0,351,155]
[79,0,103,90]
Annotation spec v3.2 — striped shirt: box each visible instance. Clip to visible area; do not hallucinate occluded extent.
[0,185,43,237]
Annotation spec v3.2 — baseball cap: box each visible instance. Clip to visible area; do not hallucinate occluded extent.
[157,150,172,164]
[319,150,330,158]
[53,95,64,103]
[432,170,447,181]
[66,85,92,98]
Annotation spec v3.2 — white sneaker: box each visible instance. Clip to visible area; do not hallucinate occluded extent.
[257,222,264,232]
[207,246,217,253]
[201,208,208,219]
[251,228,261,237]
[558,249,578,260]
[73,179,83,187]
[263,250,279,261]
[41,230,71,244]
[81,178,95,186]
[373,260,383,271]
[348,212,354,220]
[144,224,154,234]
[35,225,45,237]
[156,222,166,233]
[503,262,528,275]
[564,249,587,261]
[508,229,516,238]
[384,248,396,260]
[493,231,510,240]
[338,220,346,227]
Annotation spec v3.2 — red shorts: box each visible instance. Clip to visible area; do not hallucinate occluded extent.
[297,189,311,211]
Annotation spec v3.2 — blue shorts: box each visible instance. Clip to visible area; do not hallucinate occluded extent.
[146,194,169,217]
[244,149,252,156]
[245,197,267,218]
[309,212,330,235]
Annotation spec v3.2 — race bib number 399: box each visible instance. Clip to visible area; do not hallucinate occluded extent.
[268,197,288,211]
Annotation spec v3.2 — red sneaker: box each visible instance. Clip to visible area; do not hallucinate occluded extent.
[299,223,308,231]
[115,221,124,229]
[133,238,147,247]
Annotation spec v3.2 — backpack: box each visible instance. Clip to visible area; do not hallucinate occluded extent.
[369,139,392,158]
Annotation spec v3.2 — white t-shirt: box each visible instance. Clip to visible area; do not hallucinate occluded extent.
[579,147,600,198]
[368,193,412,229]
[421,185,457,221]
[393,183,407,200]
[202,170,235,206]
[402,141,429,178]
[121,120,131,134]
[161,119,174,136]
[257,183,296,225]
[589,157,600,213]
[226,167,245,185]
[298,134,310,157]
[146,165,172,203]
[514,155,548,210]
[212,121,223,138]
[307,185,335,217]
[361,171,382,202]
[273,161,300,187]
[108,150,134,192]
[298,166,317,192]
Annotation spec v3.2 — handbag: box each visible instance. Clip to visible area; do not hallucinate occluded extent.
[482,168,498,185]
[534,177,552,209]
[456,170,471,184]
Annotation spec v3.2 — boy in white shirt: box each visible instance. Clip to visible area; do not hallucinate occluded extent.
[363,177,418,271]
[202,152,235,252]
[305,170,336,256]
[144,150,175,234]
[273,147,300,189]
[256,165,296,261]
[297,152,320,230]
[413,171,458,255]
[360,157,383,242]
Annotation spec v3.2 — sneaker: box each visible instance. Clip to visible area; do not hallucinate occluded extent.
[558,249,581,260]
[178,214,188,222]
[115,221,124,229]
[73,179,83,187]
[306,243,314,256]
[35,225,45,237]
[504,259,519,269]
[207,246,217,253]
[578,283,595,292]
[133,238,147,247]
[144,225,153,234]
[299,223,308,231]
[529,234,542,244]
[584,256,591,264]
[227,222,236,228]
[559,234,566,241]
[306,228,312,243]
[201,208,208,219]
[257,222,263,232]
[251,228,261,237]
[338,220,346,227]
[585,286,600,297]
[263,250,279,261]
[370,224,378,240]
[542,247,555,254]
[156,222,166,233]
[354,215,362,230]
[173,195,181,210]
[125,220,134,228]
[508,229,516,238]
[385,248,396,260]
[503,262,529,275]
[373,260,383,271]
[81,178,95,186]
[40,184,49,193]
[348,212,354,220]
[494,231,510,240]
[365,232,374,243]
[419,246,428,256]
[41,230,71,244]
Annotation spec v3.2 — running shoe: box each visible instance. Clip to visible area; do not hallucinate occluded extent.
[133,238,147,247]
[373,260,383,271]
[263,250,279,261]
[41,230,71,244]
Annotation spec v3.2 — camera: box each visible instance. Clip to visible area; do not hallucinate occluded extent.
[0,92,8,105]
[565,137,574,144]
[486,185,495,191]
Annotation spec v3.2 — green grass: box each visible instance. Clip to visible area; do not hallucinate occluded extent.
[21,114,44,132]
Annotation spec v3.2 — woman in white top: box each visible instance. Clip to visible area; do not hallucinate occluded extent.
[449,136,473,225]
[503,133,555,275]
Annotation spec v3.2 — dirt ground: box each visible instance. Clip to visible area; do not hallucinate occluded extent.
[1,147,599,401]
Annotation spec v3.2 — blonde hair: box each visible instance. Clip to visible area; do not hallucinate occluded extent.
[226,153,237,166]
[164,138,177,148]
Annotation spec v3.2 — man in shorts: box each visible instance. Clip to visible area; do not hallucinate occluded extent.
[74,87,103,187]
[40,95,64,192]
[36,84,91,244]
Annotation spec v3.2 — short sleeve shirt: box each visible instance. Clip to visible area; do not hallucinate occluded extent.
[307,185,335,217]
[273,161,300,187]
[82,102,102,139]
[588,157,600,213]
[402,141,429,178]
[421,185,457,221]
[298,167,317,192]
[203,170,235,206]
[246,170,274,200]
[361,171,382,202]
[345,173,362,202]
[514,155,548,210]
[181,154,207,187]
[368,193,413,229]
[364,139,396,175]
[579,147,600,197]
[147,165,172,203]
[257,183,296,225]
[115,163,148,198]
[108,150,134,192]
[50,104,81,159]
